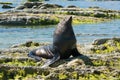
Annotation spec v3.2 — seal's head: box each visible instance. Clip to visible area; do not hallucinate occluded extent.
[54,16,73,36]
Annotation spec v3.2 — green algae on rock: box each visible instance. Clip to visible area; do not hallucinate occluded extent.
[0,2,12,5]
[10,2,120,19]
[1,2,118,25]
[0,13,108,25]
[91,38,120,54]
[0,38,120,79]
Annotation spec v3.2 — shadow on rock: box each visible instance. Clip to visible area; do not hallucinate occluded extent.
[77,54,93,65]
[50,54,93,68]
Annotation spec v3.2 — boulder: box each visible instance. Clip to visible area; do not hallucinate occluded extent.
[2,4,14,9]
[23,2,43,8]
[15,5,26,10]
[92,38,109,45]
[33,2,43,6]
[89,6,100,9]
[39,3,63,9]
[66,5,78,8]
[93,38,120,45]
[0,16,27,25]
[94,12,106,18]
[24,2,34,8]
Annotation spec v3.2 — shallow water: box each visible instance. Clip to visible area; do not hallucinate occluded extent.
[0,19,120,49]
[0,0,120,49]
[46,0,120,10]
[0,0,120,12]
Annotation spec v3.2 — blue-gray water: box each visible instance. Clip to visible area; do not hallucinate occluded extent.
[0,0,120,12]
[0,20,120,49]
[0,0,120,49]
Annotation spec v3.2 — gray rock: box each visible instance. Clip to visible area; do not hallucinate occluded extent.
[39,3,63,9]
[94,12,106,18]
[23,2,44,8]
[89,6,100,9]
[15,5,26,10]
[24,2,34,8]
[93,38,120,45]
[66,5,78,8]
[0,15,40,25]
[92,38,109,45]
[2,4,14,9]
[0,16,27,25]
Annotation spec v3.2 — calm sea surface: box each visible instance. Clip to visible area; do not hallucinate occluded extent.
[0,0,120,49]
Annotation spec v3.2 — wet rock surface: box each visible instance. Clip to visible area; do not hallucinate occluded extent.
[1,2,119,25]
[2,4,14,9]
[0,13,107,25]
[91,38,120,53]
[0,38,120,79]
[15,2,62,10]
[10,2,120,19]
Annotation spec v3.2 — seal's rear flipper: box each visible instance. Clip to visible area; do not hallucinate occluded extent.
[71,48,82,57]
[28,51,42,62]
[41,52,60,68]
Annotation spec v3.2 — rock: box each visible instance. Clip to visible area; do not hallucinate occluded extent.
[93,38,120,45]
[39,3,63,9]
[112,38,120,42]
[11,41,40,48]
[92,38,109,45]
[66,5,78,8]
[91,38,120,53]
[89,6,100,9]
[106,40,116,46]
[2,4,14,9]
[67,59,84,67]
[0,13,60,25]
[15,2,43,10]
[0,16,27,25]
[94,12,106,18]
[11,41,49,48]
[15,5,26,10]
[25,41,33,47]
[91,45,107,52]
[33,2,43,6]
[24,2,34,8]
[32,5,38,9]
[23,2,44,8]
[0,2,12,5]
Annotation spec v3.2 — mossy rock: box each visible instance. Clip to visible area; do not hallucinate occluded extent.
[2,4,14,9]
[11,41,46,48]
[91,38,120,53]
[0,2,12,5]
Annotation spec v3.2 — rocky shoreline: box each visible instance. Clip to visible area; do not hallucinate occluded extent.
[0,13,108,25]
[1,1,120,25]
[0,1,120,80]
[0,38,120,79]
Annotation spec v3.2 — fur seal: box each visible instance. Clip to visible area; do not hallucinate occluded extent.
[28,16,81,68]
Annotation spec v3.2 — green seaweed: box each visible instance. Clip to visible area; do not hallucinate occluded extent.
[92,40,120,54]
[1,59,38,66]
[58,73,68,80]
[0,2,12,5]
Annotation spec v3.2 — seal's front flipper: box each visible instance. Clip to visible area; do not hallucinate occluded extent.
[28,51,42,62]
[71,48,82,57]
[41,52,60,68]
